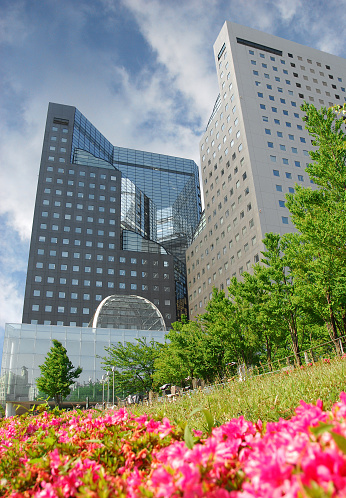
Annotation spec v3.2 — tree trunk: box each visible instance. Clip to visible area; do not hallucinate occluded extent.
[54,394,61,410]
[265,332,273,371]
[288,312,301,366]
[340,304,346,335]
[326,292,341,356]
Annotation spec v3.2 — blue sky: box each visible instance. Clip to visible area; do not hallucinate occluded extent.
[0,0,346,360]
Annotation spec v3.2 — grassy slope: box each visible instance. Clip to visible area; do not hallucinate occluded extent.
[132,357,346,431]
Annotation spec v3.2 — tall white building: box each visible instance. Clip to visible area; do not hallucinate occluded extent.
[187,21,346,319]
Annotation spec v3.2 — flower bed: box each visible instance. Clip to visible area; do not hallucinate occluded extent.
[2,394,346,497]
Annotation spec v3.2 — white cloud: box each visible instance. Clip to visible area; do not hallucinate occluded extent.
[119,0,219,122]
[275,0,302,22]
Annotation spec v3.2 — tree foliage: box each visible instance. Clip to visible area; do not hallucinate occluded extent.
[36,340,82,408]
[101,338,164,395]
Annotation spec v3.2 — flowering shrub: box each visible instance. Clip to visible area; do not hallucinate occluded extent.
[2,394,346,496]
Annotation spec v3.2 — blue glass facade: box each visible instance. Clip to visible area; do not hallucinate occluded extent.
[22,103,201,328]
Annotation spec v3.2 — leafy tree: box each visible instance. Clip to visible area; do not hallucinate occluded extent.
[228,267,287,368]
[153,317,215,386]
[101,338,164,396]
[286,103,346,354]
[258,233,304,365]
[284,231,346,354]
[202,287,255,368]
[36,340,82,408]
[286,102,346,266]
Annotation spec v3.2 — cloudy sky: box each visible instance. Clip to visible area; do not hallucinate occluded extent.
[0,0,346,359]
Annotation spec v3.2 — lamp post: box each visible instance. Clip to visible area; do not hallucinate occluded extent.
[112,366,115,406]
[107,371,110,404]
[102,375,105,405]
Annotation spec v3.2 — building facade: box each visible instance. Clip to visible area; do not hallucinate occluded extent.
[22,103,201,328]
[0,323,166,404]
[187,21,346,318]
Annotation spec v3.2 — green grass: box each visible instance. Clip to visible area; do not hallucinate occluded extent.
[132,357,346,431]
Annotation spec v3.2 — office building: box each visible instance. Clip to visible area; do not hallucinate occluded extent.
[187,21,346,318]
[22,103,201,328]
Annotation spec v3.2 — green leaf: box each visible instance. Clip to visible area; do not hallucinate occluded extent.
[184,425,195,449]
[43,436,55,446]
[301,481,334,498]
[188,406,215,434]
[29,457,44,465]
[309,422,334,437]
[331,432,346,453]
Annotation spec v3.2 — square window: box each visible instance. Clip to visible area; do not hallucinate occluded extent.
[282,216,289,224]
[273,170,280,176]
[276,184,282,192]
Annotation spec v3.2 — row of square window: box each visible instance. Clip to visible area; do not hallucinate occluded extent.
[46,166,117,182]
[46,166,117,183]
[267,143,309,154]
[33,289,171,299]
[31,298,171,315]
[273,170,304,182]
[31,315,172,326]
[50,137,67,144]
[262,115,303,129]
[270,157,305,166]
[257,92,299,107]
[45,178,117,191]
[43,188,116,202]
[265,130,306,142]
[31,278,167,289]
[40,224,116,233]
[52,127,68,133]
[250,60,290,74]
[34,248,169,268]
[259,103,298,120]
[49,147,67,153]
[34,262,171,278]
[42,212,116,221]
[258,89,343,104]
[42,201,116,212]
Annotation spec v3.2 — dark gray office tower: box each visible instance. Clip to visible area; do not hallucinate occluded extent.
[22,103,201,328]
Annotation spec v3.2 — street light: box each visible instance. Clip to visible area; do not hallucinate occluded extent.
[112,366,115,406]
[101,375,105,405]
[107,371,110,404]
